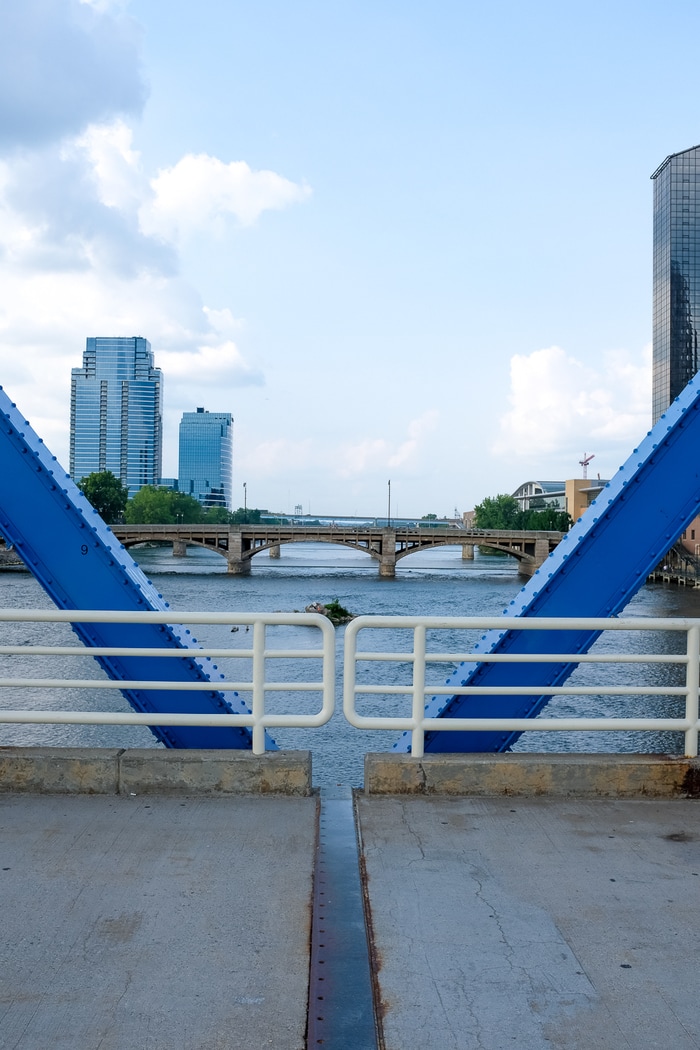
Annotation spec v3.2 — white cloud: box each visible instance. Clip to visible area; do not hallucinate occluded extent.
[0,0,145,150]
[245,438,316,475]
[73,119,145,211]
[339,438,389,476]
[140,155,312,240]
[340,412,441,477]
[493,345,651,464]
[159,342,264,391]
[202,306,244,337]
[388,411,440,468]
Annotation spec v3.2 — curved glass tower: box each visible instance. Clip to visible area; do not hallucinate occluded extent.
[178,408,233,510]
[651,145,700,423]
[70,337,163,496]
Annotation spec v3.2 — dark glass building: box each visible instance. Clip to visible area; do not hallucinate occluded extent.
[178,408,233,510]
[651,145,700,423]
[70,337,163,496]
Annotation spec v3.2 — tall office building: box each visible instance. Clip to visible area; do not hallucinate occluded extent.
[178,408,233,510]
[651,145,700,423]
[70,337,163,496]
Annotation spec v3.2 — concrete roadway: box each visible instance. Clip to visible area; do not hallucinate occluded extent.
[358,796,700,1050]
[1,793,699,1049]
[0,795,317,1050]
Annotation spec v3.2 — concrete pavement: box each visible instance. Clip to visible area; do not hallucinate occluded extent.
[0,793,317,1050]
[1,753,700,1049]
[356,795,700,1050]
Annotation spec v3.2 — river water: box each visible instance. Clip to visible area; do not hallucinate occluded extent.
[2,543,700,786]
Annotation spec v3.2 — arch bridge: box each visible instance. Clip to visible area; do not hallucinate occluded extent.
[111,524,563,578]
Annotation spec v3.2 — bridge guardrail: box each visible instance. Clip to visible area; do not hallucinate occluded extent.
[343,615,700,758]
[0,610,336,754]
[0,611,699,757]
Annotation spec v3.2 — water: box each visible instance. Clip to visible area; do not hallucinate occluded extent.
[2,543,700,786]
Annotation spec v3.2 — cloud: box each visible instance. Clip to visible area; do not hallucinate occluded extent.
[140,155,312,240]
[245,438,316,475]
[202,307,244,337]
[339,412,441,477]
[388,411,440,468]
[159,342,264,392]
[493,344,651,464]
[74,119,145,212]
[0,0,146,151]
[0,117,310,469]
[0,115,310,287]
[2,134,176,278]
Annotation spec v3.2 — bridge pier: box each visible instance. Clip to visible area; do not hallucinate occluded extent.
[172,540,187,557]
[269,544,281,559]
[226,530,251,574]
[461,543,474,560]
[518,538,553,577]
[379,530,396,578]
[227,557,251,575]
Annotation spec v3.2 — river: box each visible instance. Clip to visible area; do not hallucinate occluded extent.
[2,542,700,786]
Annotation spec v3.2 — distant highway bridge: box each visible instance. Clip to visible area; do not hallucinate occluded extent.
[111,524,563,577]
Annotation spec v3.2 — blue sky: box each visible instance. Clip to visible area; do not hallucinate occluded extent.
[1,0,699,517]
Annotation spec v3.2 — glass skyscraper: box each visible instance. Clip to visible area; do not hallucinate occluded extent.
[651,145,700,423]
[70,337,163,496]
[178,408,233,510]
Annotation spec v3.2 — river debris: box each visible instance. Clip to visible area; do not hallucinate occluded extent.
[305,599,354,626]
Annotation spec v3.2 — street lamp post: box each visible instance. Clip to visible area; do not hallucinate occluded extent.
[243,482,247,524]
[387,479,391,528]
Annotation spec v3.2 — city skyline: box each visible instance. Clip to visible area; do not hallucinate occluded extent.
[4,3,700,516]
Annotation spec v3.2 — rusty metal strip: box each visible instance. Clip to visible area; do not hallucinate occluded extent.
[307,786,377,1049]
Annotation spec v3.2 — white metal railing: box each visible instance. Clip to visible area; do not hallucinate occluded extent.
[2,610,700,757]
[0,610,336,754]
[343,616,700,757]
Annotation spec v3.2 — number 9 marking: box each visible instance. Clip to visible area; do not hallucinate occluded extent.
[80,544,88,556]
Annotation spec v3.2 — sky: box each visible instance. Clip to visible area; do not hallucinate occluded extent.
[1,0,699,519]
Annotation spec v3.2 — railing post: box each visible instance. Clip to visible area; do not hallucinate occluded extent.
[251,620,267,754]
[411,624,427,757]
[685,625,700,757]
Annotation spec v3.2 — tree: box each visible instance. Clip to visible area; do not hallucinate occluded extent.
[124,487,204,524]
[229,507,262,524]
[203,506,233,524]
[473,494,571,533]
[78,471,128,523]
[521,507,572,531]
[473,494,521,530]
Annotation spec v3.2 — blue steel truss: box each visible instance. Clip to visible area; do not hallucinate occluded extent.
[0,385,272,750]
[395,375,700,753]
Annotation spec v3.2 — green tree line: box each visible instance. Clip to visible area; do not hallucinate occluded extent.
[77,472,271,525]
[473,493,571,532]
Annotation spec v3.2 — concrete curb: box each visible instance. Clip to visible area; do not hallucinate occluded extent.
[363,753,700,797]
[0,747,313,796]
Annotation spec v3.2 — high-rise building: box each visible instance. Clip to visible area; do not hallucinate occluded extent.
[651,145,700,423]
[70,337,163,496]
[178,408,233,510]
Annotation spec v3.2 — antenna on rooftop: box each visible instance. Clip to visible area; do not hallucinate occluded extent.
[579,452,595,479]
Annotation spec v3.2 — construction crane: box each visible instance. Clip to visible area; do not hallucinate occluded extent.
[579,452,595,479]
